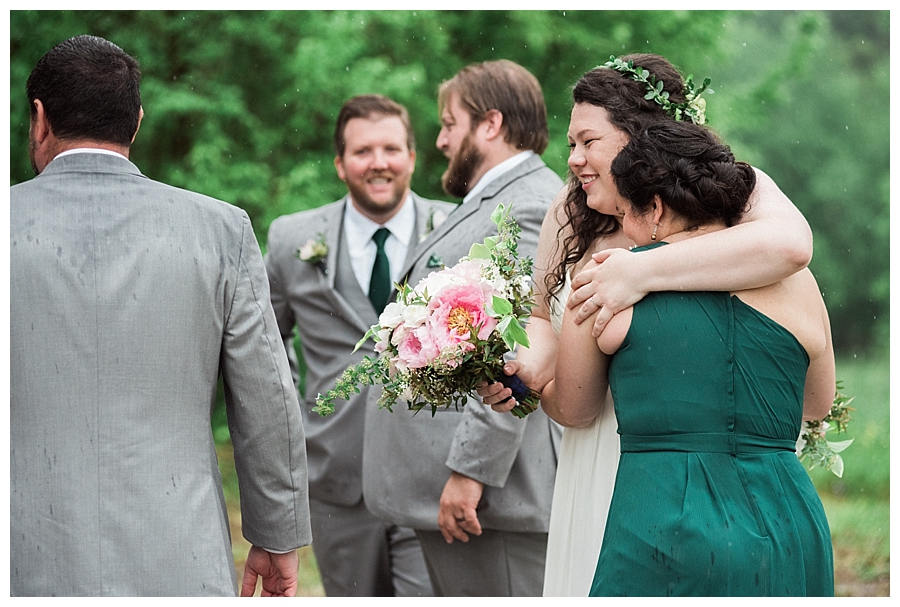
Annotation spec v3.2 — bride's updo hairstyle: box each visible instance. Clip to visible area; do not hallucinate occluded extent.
[612,121,756,229]
[550,54,689,301]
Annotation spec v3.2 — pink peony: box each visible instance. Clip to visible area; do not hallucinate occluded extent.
[427,283,497,353]
[396,324,440,370]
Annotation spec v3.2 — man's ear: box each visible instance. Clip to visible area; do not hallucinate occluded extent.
[31,99,52,144]
[131,106,144,144]
[334,155,346,182]
[480,109,504,141]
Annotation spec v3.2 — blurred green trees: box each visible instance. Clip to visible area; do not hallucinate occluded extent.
[9,10,889,356]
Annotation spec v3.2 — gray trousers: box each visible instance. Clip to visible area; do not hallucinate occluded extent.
[309,497,434,597]
[415,528,548,596]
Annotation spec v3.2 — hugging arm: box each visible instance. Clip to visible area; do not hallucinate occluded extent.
[569,168,813,335]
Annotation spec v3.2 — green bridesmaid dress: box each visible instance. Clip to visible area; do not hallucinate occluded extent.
[589,245,834,597]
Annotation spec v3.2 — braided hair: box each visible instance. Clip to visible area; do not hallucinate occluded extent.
[611,121,756,229]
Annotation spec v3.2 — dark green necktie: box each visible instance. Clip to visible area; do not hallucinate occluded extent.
[368,227,391,313]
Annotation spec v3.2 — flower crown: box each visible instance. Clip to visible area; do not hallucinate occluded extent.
[601,55,713,125]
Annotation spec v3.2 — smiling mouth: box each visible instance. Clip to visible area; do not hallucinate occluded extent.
[580,175,598,187]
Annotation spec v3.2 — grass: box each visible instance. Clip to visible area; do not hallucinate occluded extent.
[215,351,889,596]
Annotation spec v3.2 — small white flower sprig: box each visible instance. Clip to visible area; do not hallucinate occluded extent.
[297,233,328,273]
[602,55,713,125]
[797,381,855,478]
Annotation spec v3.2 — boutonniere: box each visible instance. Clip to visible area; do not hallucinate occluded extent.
[426,253,444,268]
[297,232,328,274]
[419,208,449,243]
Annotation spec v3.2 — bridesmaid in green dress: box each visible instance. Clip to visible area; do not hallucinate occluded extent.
[542,121,835,596]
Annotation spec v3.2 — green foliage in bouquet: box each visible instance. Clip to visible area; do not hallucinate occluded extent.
[798,381,855,478]
[314,203,539,418]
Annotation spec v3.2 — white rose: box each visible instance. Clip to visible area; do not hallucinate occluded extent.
[402,303,429,327]
[378,302,405,329]
[416,269,459,298]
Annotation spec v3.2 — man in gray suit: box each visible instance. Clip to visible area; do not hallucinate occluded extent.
[362,60,564,596]
[264,95,452,596]
[10,35,311,597]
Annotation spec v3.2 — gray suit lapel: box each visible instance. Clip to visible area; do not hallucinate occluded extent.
[401,196,482,279]
[400,156,543,279]
[321,199,373,334]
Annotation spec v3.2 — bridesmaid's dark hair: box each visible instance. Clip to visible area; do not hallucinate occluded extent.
[612,121,756,228]
[549,54,688,303]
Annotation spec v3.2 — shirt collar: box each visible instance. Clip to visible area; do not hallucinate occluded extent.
[55,148,129,161]
[342,192,416,246]
[463,150,534,204]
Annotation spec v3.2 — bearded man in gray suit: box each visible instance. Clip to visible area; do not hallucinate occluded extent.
[10,35,311,597]
[264,95,452,597]
[361,60,565,596]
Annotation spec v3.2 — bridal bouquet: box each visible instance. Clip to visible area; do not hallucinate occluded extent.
[314,203,540,419]
[797,381,855,477]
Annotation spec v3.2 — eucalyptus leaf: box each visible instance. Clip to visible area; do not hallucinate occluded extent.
[467,243,492,260]
[491,295,513,316]
[504,319,530,349]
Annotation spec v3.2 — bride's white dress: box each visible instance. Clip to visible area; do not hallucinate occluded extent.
[542,274,621,597]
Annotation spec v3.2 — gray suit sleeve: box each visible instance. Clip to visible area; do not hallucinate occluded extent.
[222,213,311,551]
[445,195,548,487]
[264,219,301,390]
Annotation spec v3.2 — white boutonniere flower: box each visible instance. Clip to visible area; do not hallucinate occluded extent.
[420,208,449,243]
[297,232,328,273]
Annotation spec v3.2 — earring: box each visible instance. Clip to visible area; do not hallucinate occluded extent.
[651,224,658,241]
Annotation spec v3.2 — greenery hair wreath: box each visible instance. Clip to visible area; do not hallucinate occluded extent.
[601,55,713,125]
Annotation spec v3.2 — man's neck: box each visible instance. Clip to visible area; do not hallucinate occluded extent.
[475,143,521,185]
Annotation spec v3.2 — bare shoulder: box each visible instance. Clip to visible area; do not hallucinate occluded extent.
[733,268,827,358]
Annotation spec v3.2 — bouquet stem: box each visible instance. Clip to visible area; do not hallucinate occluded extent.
[499,374,541,418]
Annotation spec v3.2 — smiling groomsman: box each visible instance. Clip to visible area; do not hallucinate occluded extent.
[264,94,452,597]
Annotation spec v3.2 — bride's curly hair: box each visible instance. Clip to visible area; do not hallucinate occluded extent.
[548,54,689,303]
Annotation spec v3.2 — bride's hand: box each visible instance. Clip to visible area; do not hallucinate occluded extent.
[476,361,536,413]
[568,248,647,337]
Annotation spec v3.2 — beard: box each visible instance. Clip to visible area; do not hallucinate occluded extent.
[441,130,485,199]
[345,170,409,220]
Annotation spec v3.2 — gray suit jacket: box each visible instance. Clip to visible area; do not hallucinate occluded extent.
[265,194,455,506]
[362,154,565,532]
[10,153,311,596]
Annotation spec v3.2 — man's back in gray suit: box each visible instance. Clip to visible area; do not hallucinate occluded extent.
[10,35,310,597]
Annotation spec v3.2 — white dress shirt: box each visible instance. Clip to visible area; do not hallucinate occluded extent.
[463,150,535,204]
[343,194,416,295]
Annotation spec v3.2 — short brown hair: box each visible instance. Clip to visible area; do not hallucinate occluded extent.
[333,94,415,157]
[438,60,549,155]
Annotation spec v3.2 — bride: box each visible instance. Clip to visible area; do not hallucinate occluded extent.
[478,53,814,597]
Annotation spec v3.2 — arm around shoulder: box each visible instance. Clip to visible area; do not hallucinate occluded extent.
[618,167,814,297]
